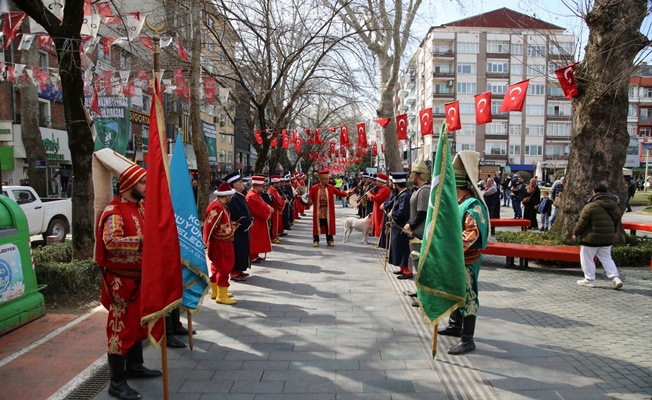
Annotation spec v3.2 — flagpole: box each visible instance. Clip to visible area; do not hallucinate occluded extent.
[146,15,170,400]
[188,313,194,350]
[432,325,438,358]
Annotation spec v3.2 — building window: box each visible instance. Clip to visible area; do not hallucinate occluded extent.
[547,102,571,116]
[510,63,523,75]
[526,63,546,76]
[509,124,521,136]
[434,64,453,73]
[547,122,571,137]
[457,143,475,151]
[486,121,508,135]
[525,145,543,156]
[219,150,226,161]
[457,63,476,74]
[434,84,454,94]
[545,144,569,157]
[645,88,652,98]
[628,124,637,137]
[640,127,652,136]
[548,85,565,97]
[38,51,48,68]
[487,82,507,95]
[509,144,521,155]
[527,45,546,57]
[485,141,507,155]
[549,41,574,56]
[433,43,452,53]
[220,133,226,142]
[228,151,233,162]
[526,125,544,136]
[525,105,544,115]
[491,101,504,115]
[459,103,475,114]
[487,62,509,73]
[457,42,479,54]
[38,100,51,127]
[628,104,638,117]
[433,104,445,114]
[457,82,476,93]
[527,84,546,95]
[511,43,523,55]
[228,135,233,144]
[487,40,509,54]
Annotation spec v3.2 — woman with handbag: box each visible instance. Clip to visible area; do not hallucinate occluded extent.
[523,178,541,230]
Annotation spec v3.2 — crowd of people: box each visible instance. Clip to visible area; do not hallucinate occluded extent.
[90,146,635,399]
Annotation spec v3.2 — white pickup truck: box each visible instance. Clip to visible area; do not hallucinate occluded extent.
[1,186,72,242]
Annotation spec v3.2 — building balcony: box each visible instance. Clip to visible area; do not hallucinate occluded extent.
[639,116,652,125]
[547,94,567,101]
[433,71,455,78]
[486,72,510,79]
[432,50,455,58]
[547,114,572,121]
[486,52,510,59]
[492,113,509,120]
[545,135,572,142]
[432,91,455,99]
[484,134,509,140]
[485,153,508,161]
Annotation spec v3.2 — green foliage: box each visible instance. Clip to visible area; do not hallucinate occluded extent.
[494,231,652,267]
[33,243,100,306]
[648,193,652,205]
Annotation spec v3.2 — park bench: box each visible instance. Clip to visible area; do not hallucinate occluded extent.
[490,218,530,232]
[621,221,652,236]
[482,241,580,267]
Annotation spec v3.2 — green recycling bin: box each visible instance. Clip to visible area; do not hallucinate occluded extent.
[0,194,46,335]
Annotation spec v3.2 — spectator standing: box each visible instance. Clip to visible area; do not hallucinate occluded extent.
[573,184,623,290]
[538,191,552,231]
[522,178,541,230]
[550,177,564,226]
[510,175,526,219]
[501,174,511,207]
[483,178,499,235]
[625,177,636,212]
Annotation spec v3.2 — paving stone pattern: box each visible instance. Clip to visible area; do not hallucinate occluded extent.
[93,206,652,400]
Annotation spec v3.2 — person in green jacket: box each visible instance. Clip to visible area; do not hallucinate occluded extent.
[573,184,623,290]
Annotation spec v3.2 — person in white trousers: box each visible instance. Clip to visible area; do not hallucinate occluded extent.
[572,184,623,289]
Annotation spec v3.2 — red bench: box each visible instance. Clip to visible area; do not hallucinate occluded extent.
[621,221,652,236]
[490,218,530,232]
[482,241,580,267]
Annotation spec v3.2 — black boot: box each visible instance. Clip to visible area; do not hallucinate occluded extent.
[108,354,142,400]
[125,342,162,379]
[166,315,187,348]
[438,310,462,337]
[448,315,476,355]
[170,308,196,335]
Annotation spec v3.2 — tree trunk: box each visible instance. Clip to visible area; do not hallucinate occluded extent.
[189,0,210,221]
[377,57,401,172]
[553,0,648,241]
[18,23,47,196]
[55,37,95,260]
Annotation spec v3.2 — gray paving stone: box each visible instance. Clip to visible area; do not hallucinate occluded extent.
[361,380,415,393]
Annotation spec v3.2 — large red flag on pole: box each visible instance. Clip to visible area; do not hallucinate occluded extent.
[357,123,367,147]
[555,63,579,99]
[419,108,433,136]
[140,80,182,347]
[500,80,530,112]
[474,92,493,125]
[396,114,408,140]
[444,101,461,132]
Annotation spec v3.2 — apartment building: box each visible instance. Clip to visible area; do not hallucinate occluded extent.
[397,8,576,182]
[627,64,652,173]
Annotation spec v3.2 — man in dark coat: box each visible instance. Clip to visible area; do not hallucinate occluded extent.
[224,172,253,282]
[573,184,623,289]
[388,172,412,279]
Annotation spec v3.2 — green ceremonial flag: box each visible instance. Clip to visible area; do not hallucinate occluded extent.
[416,123,467,325]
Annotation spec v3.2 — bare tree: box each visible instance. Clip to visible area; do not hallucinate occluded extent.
[14,0,96,259]
[553,0,650,240]
[203,0,366,173]
[326,0,424,172]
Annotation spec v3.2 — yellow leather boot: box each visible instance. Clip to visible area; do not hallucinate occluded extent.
[216,286,237,305]
[210,282,218,299]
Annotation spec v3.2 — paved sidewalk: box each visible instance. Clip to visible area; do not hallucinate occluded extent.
[87,205,651,400]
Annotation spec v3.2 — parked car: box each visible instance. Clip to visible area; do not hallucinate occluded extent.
[1,186,72,243]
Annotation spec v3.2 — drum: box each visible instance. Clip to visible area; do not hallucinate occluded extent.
[301,192,310,206]
[347,194,360,208]
[297,186,307,195]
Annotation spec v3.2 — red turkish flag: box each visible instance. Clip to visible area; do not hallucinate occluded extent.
[204,77,216,103]
[364,147,369,156]
[282,135,290,149]
[396,114,408,140]
[375,118,391,128]
[356,147,362,157]
[103,37,116,55]
[340,145,346,156]
[255,130,263,145]
[139,37,155,52]
[177,37,189,61]
[96,2,113,17]
[381,144,385,153]
[329,142,336,154]
[445,101,461,132]
[500,80,530,112]
[141,79,182,346]
[356,123,367,147]
[294,138,302,151]
[474,92,493,125]
[372,143,377,156]
[2,12,27,50]
[270,134,278,147]
[555,63,579,99]
[328,127,336,132]
[340,125,349,145]
[90,85,101,116]
[419,108,433,136]
[292,129,297,142]
[314,128,321,144]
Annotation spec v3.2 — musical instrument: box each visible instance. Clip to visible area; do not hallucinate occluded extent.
[300,192,310,206]
[347,194,360,208]
[296,186,307,195]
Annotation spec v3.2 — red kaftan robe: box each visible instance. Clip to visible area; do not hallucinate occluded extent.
[203,200,235,287]
[245,190,273,258]
[267,186,285,238]
[292,181,304,218]
[308,184,348,236]
[95,196,147,355]
[369,185,391,237]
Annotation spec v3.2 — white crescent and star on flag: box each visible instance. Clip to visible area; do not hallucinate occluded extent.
[564,67,573,84]
[477,98,487,113]
[509,87,522,101]
[447,107,457,121]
